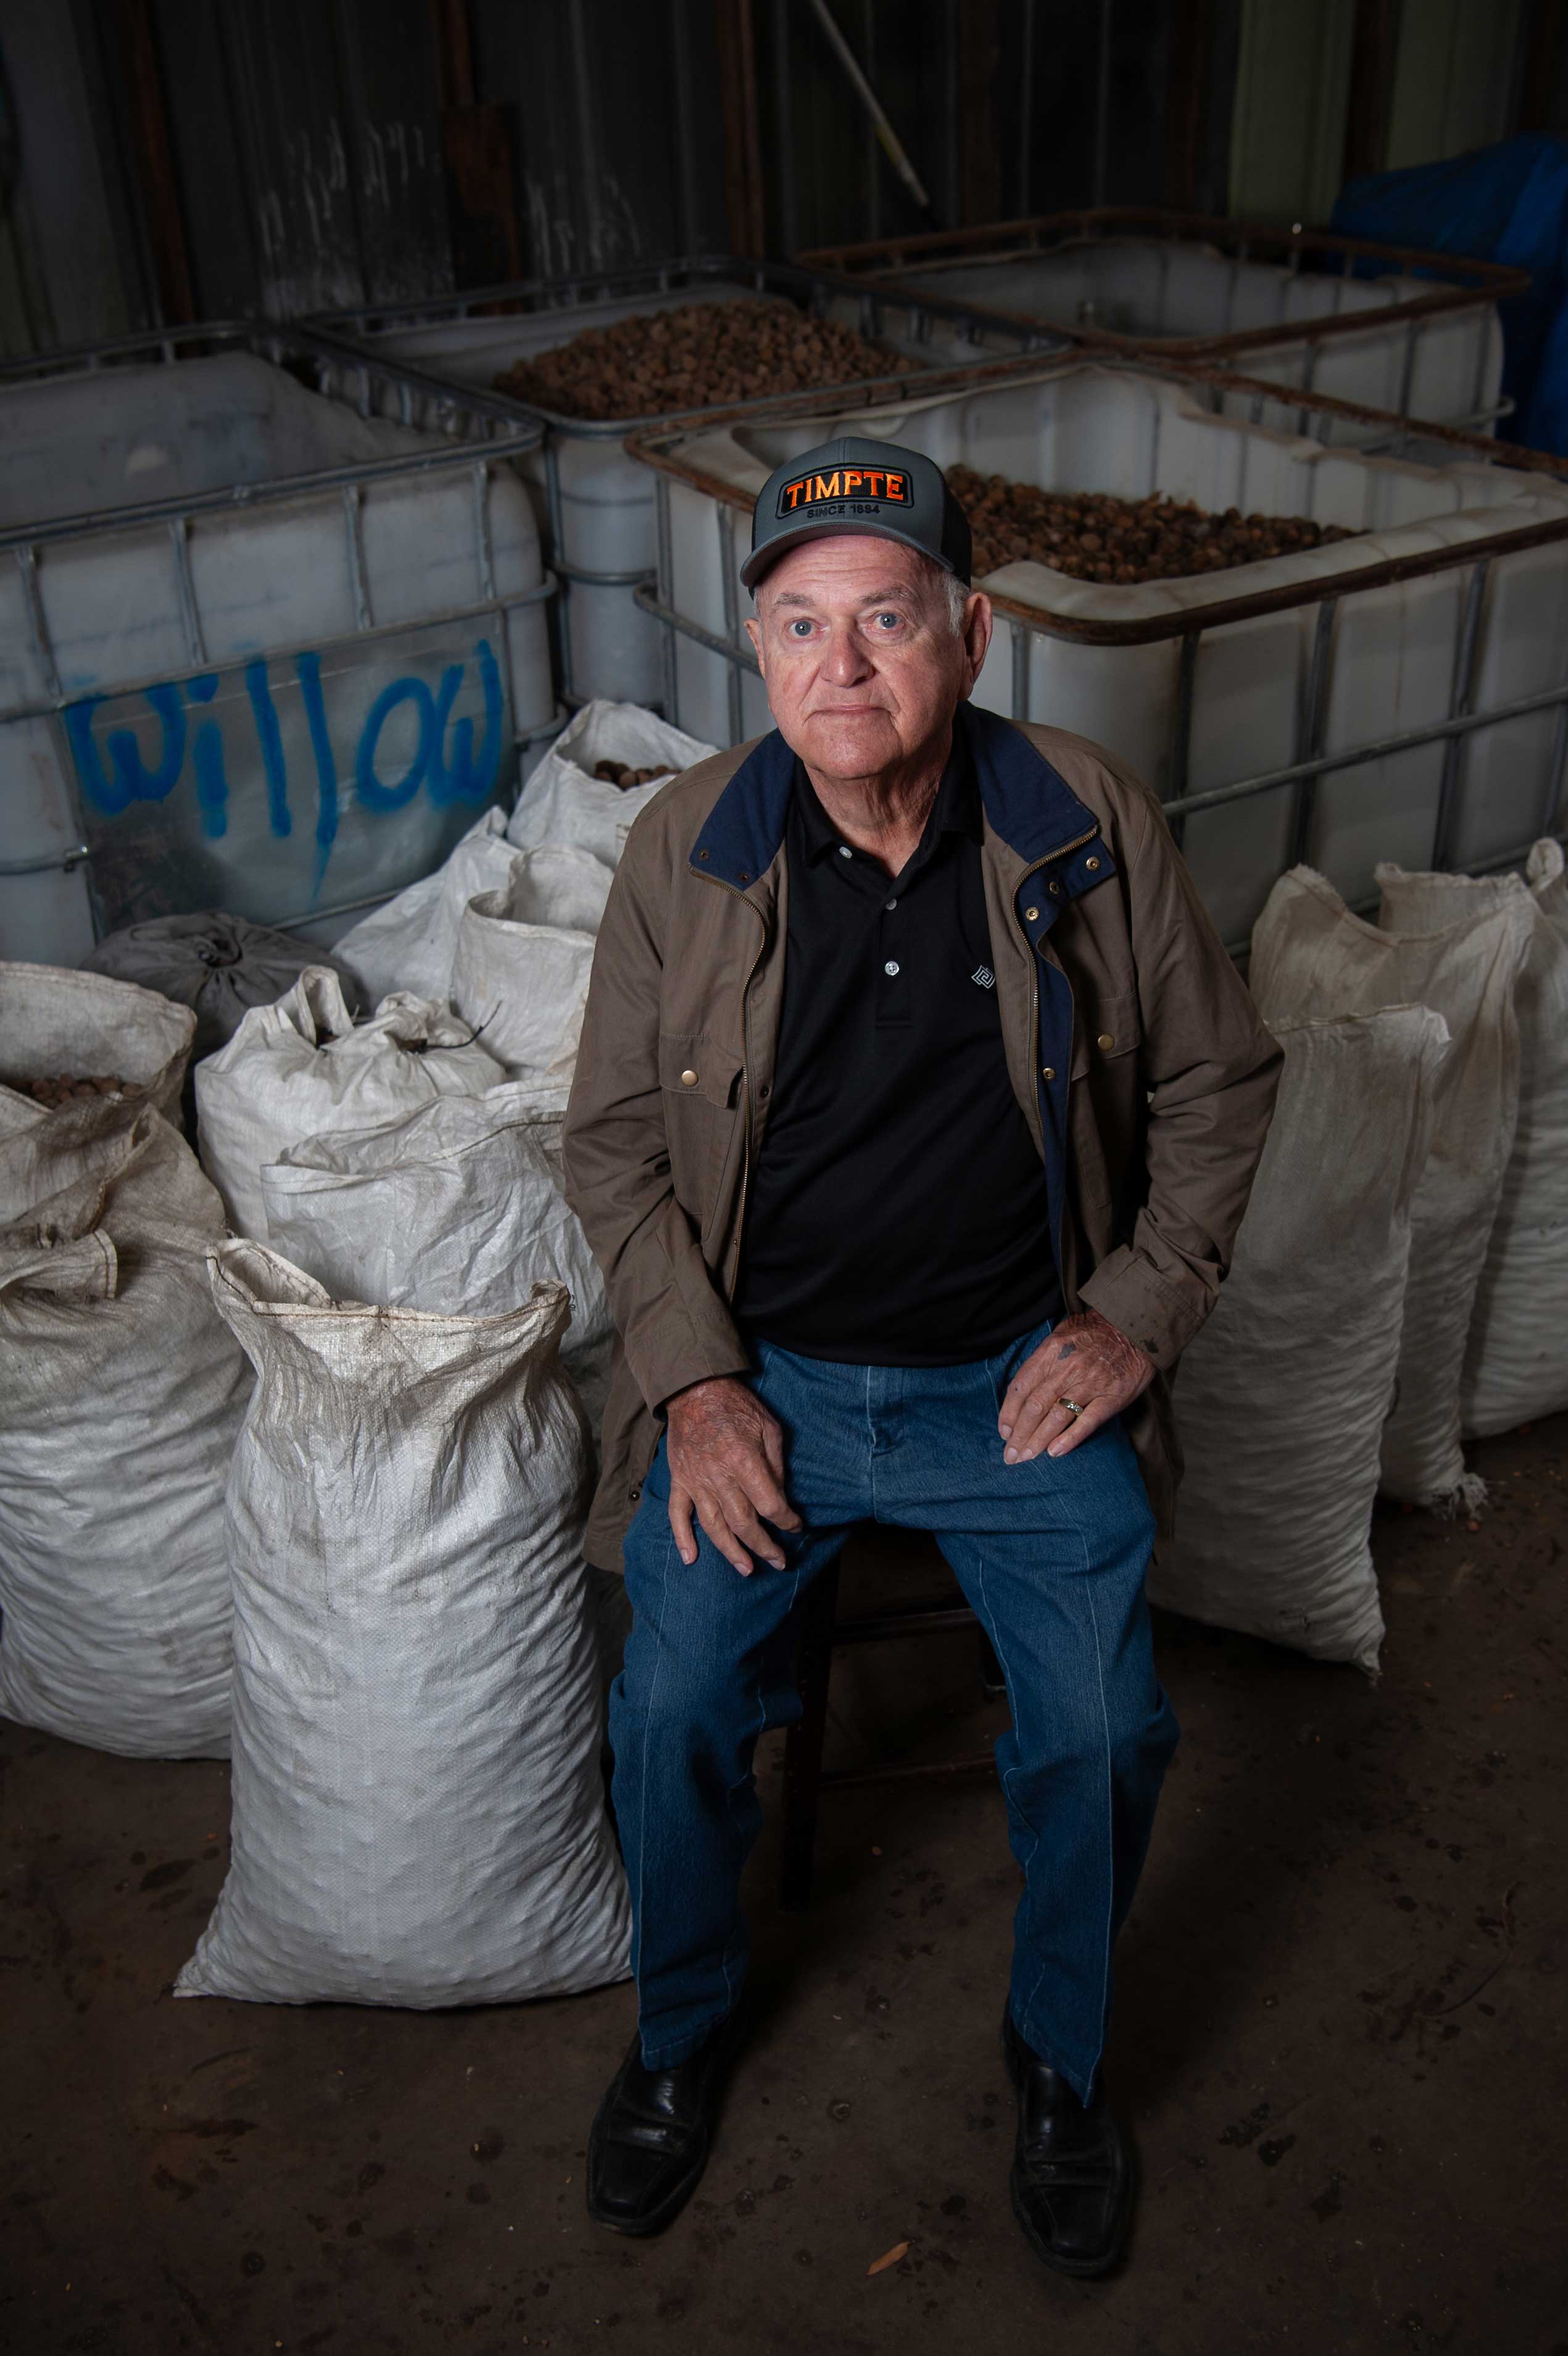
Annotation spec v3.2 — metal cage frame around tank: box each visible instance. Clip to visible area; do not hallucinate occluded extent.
[0,319,563,936]
[797,207,1530,436]
[624,359,1568,951]
[304,252,1072,705]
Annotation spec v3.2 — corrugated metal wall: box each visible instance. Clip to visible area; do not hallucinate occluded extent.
[0,0,1546,356]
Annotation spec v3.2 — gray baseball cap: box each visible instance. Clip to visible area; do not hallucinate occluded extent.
[740,434,973,593]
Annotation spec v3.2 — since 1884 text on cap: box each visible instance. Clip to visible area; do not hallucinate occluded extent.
[740,435,972,593]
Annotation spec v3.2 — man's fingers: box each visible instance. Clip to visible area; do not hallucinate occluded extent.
[1046,1396,1113,1458]
[1005,1384,1110,1463]
[758,1419,800,1526]
[715,1482,787,1571]
[692,1489,757,1577]
[1003,1377,1070,1461]
[668,1483,699,1567]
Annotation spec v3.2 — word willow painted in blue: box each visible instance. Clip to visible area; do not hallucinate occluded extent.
[65,635,506,900]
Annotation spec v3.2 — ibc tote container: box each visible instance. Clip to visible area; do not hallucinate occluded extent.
[307,255,1055,713]
[799,210,1527,449]
[624,359,1568,947]
[0,324,557,968]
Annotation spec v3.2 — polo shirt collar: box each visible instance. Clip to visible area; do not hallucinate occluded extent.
[690,700,1103,890]
[792,739,981,866]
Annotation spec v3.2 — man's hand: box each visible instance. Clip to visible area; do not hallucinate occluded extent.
[665,1375,802,1575]
[998,1308,1155,1465]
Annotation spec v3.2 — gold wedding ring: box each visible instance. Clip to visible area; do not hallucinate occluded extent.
[1060,1398,1084,1418]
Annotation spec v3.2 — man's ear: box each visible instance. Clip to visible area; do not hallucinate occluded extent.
[962,591,993,690]
[744,614,765,677]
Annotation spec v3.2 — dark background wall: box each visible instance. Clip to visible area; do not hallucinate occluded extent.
[0,0,1560,352]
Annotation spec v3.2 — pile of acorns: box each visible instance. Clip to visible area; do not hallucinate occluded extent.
[494,301,901,422]
[947,463,1358,586]
[592,760,676,790]
[16,1073,143,1108]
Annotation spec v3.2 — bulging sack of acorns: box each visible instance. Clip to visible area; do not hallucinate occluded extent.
[176,1242,630,2009]
[0,1110,247,1758]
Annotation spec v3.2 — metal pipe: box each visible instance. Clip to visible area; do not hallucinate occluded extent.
[1167,630,1200,849]
[1432,560,1491,870]
[0,844,91,877]
[803,0,932,214]
[1290,599,1337,867]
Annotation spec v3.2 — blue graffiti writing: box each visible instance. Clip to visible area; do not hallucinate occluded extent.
[243,660,292,840]
[429,639,503,808]
[65,636,509,897]
[296,650,339,887]
[185,675,228,840]
[64,682,186,818]
[356,676,436,815]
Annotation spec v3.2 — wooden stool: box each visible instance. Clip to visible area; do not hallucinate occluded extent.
[779,1548,1004,1911]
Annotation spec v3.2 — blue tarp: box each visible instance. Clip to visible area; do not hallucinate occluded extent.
[1331,134,1568,457]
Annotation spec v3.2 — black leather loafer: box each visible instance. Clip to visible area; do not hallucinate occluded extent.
[586,2009,745,2236]
[1003,2008,1134,2278]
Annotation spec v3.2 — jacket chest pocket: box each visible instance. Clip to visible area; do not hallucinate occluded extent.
[1068,985,1142,1084]
[658,1031,744,1223]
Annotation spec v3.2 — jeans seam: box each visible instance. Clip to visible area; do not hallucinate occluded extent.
[967,1542,1051,2039]
[631,1520,676,2002]
[1084,1577,1115,2083]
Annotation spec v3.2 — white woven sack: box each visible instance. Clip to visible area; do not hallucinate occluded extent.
[507,700,715,868]
[449,847,611,1080]
[332,807,520,1004]
[0,961,196,1217]
[259,1082,613,1424]
[194,966,504,1238]
[1153,1007,1450,1675]
[0,1112,247,1757]
[1377,845,1568,1437]
[176,1243,631,2007]
[1251,866,1533,1509]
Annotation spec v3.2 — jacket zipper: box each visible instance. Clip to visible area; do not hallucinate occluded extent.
[1013,828,1097,1311]
[692,868,769,1303]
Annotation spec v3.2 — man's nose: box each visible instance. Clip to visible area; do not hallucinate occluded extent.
[821,618,872,684]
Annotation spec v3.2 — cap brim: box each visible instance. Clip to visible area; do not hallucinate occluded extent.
[740,517,964,594]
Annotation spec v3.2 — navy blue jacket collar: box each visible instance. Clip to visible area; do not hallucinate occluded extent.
[689,702,1104,893]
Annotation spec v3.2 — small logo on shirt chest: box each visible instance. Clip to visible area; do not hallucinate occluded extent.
[971,964,996,990]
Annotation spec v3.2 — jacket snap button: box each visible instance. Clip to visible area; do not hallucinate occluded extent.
[681,1068,699,1086]
[1048,879,1061,895]
[1024,905,1039,921]
[629,1485,641,1503]
[1085,855,1101,871]
[1042,1064,1056,1081]
[1097,1032,1115,1051]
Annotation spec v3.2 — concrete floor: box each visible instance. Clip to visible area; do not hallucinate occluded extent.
[3,1416,1566,2356]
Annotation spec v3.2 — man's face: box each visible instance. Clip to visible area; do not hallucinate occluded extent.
[744,535,992,781]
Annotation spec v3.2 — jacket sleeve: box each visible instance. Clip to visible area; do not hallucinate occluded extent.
[562,823,752,1415]
[1076,786,1282,1369]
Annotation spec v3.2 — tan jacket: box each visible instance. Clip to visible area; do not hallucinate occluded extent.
[563,704,1281,1570]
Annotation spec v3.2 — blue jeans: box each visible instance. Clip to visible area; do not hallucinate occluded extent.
[608,1324,1178,2102]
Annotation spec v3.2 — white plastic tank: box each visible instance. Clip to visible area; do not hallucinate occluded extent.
[309,262,1042,712]
[628,363,1568,945]
[800,231,1510,447]
[0,331,555,967]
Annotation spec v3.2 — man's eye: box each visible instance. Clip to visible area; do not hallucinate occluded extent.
[789,618,814,637]
[874,612,901,629]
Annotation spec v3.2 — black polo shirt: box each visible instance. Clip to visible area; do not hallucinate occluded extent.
[734,742,1063,1365]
